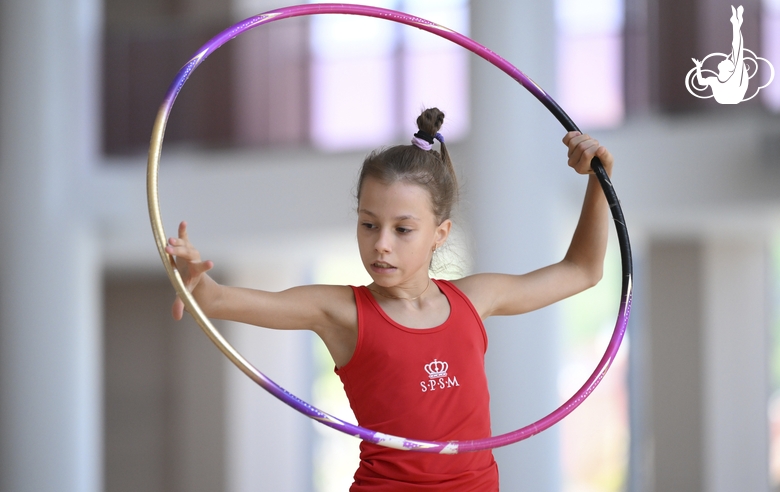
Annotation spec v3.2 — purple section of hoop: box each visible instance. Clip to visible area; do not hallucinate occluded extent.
[160,4,555,121]
[154,3,631,453]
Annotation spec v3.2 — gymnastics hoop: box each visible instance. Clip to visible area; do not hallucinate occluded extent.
[147,3,633,454]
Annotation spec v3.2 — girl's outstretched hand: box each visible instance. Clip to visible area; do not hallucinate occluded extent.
[164,221,214,320]
[563,131,614,177]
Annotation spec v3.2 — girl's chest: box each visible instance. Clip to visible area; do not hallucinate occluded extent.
[373,295,451,329]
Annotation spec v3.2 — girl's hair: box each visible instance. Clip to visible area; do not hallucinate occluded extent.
[356,108,459,224]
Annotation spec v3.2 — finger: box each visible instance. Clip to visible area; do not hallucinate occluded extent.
[571,141,600,173]
[568,137,597,166]
[594,146,614,173]
[172,296,185,320]
[566,133,593,159]
[165,242,200,261]
[562,131,581,147]
[167,236,194,252]
[178,221,189,241]
[582,145,605,173]
[564,132,587,153]
[579,142,600,169]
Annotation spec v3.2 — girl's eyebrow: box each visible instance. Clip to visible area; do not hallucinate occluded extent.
[358,209,420,221]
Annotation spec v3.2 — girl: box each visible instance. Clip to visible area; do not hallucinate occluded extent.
[166,108,613,491]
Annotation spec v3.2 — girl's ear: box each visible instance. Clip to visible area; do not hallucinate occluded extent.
[434,219,452,249]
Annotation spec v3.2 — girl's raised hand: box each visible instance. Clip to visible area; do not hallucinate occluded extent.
[563,131,614,177]
[164,221,214,320]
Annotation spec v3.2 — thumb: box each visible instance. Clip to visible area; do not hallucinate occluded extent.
[184,260,213,291]
[193,259,214,277]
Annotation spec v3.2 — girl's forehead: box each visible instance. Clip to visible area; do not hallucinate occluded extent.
[358,178,434,216]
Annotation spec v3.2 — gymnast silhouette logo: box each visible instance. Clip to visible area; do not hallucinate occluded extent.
[685,5,774,104]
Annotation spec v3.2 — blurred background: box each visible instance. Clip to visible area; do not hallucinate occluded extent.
[1,0,778,490]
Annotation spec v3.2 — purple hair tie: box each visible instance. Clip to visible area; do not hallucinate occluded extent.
[412,130,444,151]
[411,136,433,151]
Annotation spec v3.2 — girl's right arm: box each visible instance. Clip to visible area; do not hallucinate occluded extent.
[454,133,613,319]
[165,221,358,367]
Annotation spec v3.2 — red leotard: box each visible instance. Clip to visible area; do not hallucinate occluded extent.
[336,279,499,491]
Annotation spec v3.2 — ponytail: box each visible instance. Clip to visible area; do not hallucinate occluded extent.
[356,108,459,224]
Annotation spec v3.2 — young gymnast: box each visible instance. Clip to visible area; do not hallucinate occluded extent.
[166,108,613,491]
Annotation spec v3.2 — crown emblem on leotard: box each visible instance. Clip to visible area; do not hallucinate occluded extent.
[424,359,448,379]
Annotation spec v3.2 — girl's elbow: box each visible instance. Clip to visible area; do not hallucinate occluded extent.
[564,259,603,291]
[585,267,604,289]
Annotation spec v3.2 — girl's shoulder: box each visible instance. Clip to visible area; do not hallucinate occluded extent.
[304,284,358,368]
[279,283,357,332]
[323,284,361,325]
[305,283,356,297]
[449,273,506,320]
[305,283,357,312]
[449,273,497,291]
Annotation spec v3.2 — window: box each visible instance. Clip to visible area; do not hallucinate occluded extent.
[102,0,470,155]
[102,0,243,154]
[763,0,780,111]
[556,0,625,128]
[309,0,470,151]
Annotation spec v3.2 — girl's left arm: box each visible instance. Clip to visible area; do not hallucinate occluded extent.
[454,132,614,319]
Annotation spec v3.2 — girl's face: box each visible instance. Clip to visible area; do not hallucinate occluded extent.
[357,177,451,287]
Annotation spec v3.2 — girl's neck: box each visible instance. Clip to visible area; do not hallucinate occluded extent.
[368,278,432,302]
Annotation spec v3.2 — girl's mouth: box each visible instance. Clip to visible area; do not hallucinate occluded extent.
[371,261,396,273]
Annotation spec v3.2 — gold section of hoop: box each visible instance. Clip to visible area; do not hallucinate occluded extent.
[146,105,265,386]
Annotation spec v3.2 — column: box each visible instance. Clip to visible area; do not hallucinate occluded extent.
[223,263,313,492]
[640,236,771,492]
[703,237,769,492]
[646,239,705,491]
[0,0,102,491]
[468,0,562,490]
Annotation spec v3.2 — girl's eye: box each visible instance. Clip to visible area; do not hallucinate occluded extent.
[361,222,375,229]
[396,227,411,234]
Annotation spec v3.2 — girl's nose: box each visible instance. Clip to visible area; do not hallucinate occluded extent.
[375,230,392,253]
